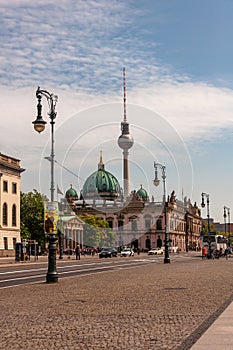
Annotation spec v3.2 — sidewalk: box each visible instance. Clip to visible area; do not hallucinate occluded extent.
[190,301,233,350]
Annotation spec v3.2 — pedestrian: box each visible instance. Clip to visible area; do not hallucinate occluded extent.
[202,247,207,260]
[75,245,81,260]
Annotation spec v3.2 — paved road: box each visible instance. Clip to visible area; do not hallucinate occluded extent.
[0,253,195,288]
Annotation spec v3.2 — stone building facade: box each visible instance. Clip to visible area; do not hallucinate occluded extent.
[0,153,25,256]
[63,179,201,252]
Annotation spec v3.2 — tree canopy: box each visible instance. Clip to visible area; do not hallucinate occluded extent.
[20,189,48,245]
[80,214,115,248]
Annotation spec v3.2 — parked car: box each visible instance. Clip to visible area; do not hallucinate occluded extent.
[120,248,134,257]
[160,246,180,253]
[169,246,179,253]
[148,248,164,255]
[99,247,117,258]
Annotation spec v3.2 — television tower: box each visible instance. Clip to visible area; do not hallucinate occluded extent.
[117,67,134,200]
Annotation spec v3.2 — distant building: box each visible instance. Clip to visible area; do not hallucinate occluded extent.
[213,222,233,234]
[60,155,201,252]
[0,153,25,256]
[59,214,84,253]
[59,70,202,252]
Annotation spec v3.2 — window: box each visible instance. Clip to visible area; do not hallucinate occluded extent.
[156,219,162,230]
[118,220,124,231]
[170,219,174,230]
[131,220,137,230]
[107,220,113,229]
[3,181,8,192]
[3,203,7,226]
[145,217,151,229]
[4,237,8,250]
[13,238,17,249]
[12,183,17,194]
[145,236,151,250]
[12,204,16,226]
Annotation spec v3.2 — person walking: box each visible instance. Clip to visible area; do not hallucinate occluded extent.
[75,245,81,260]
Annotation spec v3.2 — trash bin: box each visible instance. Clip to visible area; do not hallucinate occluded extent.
[15,242,23,261]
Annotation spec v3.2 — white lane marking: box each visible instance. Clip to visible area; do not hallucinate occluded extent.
[0,260,151,289]
[0,274,45,283]
[0,260,148,284]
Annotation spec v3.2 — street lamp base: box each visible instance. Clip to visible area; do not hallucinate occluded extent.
[46,234,58,283]
[46,271,58,283]
[164,257,170,264]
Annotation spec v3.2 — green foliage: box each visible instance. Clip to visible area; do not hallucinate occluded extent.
[80,214,115,248]
[20,190,48,245]
[201,220,215,235]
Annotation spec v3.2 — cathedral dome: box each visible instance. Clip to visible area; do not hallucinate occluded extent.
[65,184,78,200]
[137,185,148,201]
[80,152,122,201]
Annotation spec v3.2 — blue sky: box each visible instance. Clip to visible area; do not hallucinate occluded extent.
[1,0,233,222]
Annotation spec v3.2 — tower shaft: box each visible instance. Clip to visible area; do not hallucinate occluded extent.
[123,150,129,199]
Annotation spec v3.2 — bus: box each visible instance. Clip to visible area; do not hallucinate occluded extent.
[202,234,227,252]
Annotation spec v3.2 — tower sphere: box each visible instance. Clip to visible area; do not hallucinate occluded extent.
[118,133,134,150]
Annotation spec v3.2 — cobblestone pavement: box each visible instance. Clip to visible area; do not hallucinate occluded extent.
[0,254,233,350]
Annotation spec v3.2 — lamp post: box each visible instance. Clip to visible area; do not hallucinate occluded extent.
[153,162,170,263]
[201,192,211,258]
[32,86,58,283]
[224,206,230,244]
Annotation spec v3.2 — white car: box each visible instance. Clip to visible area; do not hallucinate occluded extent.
[148,248,164,255]
[120,248,134,257]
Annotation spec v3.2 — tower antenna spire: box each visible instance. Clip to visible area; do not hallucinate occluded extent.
[123,67,127,122]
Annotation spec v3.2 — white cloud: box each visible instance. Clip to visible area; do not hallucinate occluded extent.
[0,0,161,90]
[1,78,232,205]
[130,81,233,143]
[1,1,233,222]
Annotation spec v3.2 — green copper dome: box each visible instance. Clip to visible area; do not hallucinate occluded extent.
[80,152,121,201]
[65,184,78,200]
[137,185,148,201]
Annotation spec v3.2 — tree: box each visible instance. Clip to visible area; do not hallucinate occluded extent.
[20,190,48,245]
[201,220,215,236]
[80,214,115,248]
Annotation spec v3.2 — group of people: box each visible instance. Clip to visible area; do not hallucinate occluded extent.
[74,246,142,260]
[202,246,232,260]
[74,246,101,259]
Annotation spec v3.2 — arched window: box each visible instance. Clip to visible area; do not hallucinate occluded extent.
[145,236,151,250]
[3,203,7,226]
[12,204,16,226]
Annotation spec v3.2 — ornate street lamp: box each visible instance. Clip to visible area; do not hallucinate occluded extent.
[32,86,58,283]
[224,206,230,243]
[153,162,170,263]
[201,192,211,258]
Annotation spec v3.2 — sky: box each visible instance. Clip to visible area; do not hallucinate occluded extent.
[1,0,233,222]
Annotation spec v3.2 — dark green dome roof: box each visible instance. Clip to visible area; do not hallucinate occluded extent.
[137,185,148,201]
[80,152,121,201]
[65,185,78,199]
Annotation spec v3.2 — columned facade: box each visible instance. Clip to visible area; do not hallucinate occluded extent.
[59,215,84,253]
